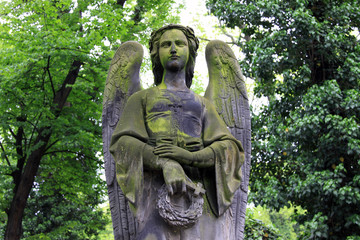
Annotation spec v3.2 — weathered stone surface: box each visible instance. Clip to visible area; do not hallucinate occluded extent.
[103,24,251,240]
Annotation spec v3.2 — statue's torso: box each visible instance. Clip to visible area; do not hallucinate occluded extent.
[145,87,204,152]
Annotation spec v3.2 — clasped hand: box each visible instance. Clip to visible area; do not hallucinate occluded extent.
[153,144,193,165]
[153,144,204,195]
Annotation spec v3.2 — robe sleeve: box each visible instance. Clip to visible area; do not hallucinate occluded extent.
[202,98,245,216]
[109,90,148,209]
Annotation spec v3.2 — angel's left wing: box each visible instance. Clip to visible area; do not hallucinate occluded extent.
[204,40,251,240]
[102,41,143,240]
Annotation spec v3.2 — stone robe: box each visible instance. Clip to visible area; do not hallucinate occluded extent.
[110,87,244,240]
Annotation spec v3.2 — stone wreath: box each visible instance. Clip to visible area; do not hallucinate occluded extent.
[156,184,204,228]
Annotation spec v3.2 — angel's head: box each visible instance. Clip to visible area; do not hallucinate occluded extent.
[149,24,199,88]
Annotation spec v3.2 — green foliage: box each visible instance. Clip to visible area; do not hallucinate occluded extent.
[251,205,302,239]
[207,0,360,239]
[245,207,280,240]
[0,0,179,238]
[21,154,108,239]
[98,204,114,239]
[191,73,205,95]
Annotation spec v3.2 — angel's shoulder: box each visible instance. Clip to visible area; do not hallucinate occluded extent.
[193,93,214,107]
[128,87,152,98]
[126,87,158,104]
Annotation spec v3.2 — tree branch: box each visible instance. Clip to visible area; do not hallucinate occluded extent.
[117,0,126,7]
[216,21,251,45]
[52,60,83,115]
[54,47,89,54]
[217,24,237,44]
[28,112,42,148]
[0,141,11,166]
[44,139,59,152]
[15,118,25,161]
[43,150,78,156]
[46,55,56,97]
[199,37,234,45]
[199,37,211,42]
[9,127,16,138]
[132,0,145,23]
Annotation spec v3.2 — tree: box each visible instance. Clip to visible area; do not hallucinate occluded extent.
[207,0,360,239]
[0,0,179,239]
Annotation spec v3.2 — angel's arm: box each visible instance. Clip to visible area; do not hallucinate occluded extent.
[110,91,167,170]
[153,144,215,168]
[114,135,165,170]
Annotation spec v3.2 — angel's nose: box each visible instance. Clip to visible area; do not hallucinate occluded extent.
[170,42,176,54]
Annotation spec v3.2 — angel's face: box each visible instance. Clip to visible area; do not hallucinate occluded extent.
[159,29,189,72]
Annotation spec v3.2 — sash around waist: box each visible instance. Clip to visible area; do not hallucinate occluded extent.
[147,135,203,152]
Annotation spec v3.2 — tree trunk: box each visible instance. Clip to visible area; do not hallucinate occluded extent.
[4,60,82,240]
[4,129,51,240]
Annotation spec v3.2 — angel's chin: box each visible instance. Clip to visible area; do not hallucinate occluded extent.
[164,61,186,72]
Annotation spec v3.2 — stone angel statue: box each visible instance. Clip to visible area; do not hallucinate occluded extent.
[102,24,251,240]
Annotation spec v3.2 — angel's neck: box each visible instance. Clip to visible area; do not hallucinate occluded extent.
[159,70,187,91]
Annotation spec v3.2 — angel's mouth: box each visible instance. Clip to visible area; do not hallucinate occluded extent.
[170,55,179,59]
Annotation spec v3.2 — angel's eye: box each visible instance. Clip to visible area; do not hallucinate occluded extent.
[176,40,187,47]
[160,41,171,48]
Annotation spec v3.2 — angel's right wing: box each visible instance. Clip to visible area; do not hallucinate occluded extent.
[102,41,143,240]
[205,40,251,240]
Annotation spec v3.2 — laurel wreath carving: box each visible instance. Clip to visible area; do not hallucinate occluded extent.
[156,184,204,228]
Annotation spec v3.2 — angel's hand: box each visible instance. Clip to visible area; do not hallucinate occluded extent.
[154,144,193,165]
[161,159,195,195]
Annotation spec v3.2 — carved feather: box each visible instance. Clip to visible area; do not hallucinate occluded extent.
[205,40,251,240]
[102,41,143,240]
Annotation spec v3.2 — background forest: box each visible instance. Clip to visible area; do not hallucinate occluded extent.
[0,0,359,239]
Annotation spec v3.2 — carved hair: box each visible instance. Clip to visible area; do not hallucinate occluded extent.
[149,24,199,88]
